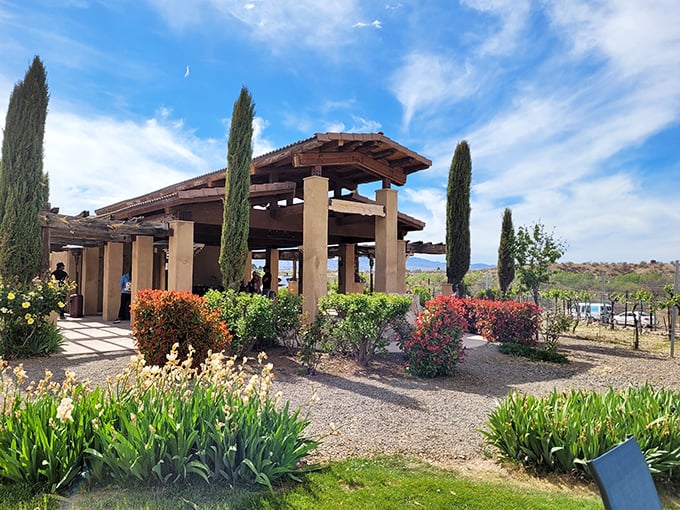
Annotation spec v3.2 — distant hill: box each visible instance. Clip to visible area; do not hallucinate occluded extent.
[268,258,494,272]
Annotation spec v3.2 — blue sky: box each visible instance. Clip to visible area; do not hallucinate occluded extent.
[1,0,679,264]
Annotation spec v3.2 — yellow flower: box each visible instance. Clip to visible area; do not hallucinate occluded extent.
[7,292,15,300]
[22,301,30,309]
[26,317,35,325]
[57,301,65,308]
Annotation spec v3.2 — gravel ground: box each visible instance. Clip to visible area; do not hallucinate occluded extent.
[7,334,680,473]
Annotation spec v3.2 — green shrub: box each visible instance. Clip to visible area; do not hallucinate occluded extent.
[0,276,71,357]
[497,341,567,364]
[400,295,468,378]
[411,285,431,307]
[541,310,572,352]
[271,290,303,354]
[131,289,230,366]
[0,348,318,494]
[204,289,276,356]
[481,384,680,480]
[316,293,411,366]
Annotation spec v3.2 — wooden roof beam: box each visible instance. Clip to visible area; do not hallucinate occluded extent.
[293,152,406,186]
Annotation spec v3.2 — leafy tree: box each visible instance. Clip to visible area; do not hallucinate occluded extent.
[514,222,566,305]
[219,87,255,291]
[0,56,49,284]
[445,140,471,296]
[497,207,515,297]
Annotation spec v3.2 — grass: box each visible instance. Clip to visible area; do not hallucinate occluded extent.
[1,456,605,510]
[498,342,568,363]
[570,322,672,353]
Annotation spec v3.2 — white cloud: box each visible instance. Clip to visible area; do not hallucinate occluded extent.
[42,107,224,214]
[461,0,530,56]
[352,20,382,29]
[390,52,477,130]
[145,0,366,51]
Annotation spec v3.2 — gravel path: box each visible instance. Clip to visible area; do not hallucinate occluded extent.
[7,334,680,472]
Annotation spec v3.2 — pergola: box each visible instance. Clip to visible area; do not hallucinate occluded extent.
[47,132,434,319]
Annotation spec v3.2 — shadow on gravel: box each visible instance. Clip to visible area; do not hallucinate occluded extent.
[561,339,668,360]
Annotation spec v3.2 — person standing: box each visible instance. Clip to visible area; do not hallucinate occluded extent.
[114,271,131,323]
[51,262,68,319]
[261,266,272,296]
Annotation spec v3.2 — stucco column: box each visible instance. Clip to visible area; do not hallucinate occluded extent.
[338,243,355,294]
[374,188,398,293]
[81,247,100,315]
[132,235,154,295]
[103,242,124,321]
[397,239,407,294]
[302,175,328,318]
[244,251,253,285]
[168,220,194,292]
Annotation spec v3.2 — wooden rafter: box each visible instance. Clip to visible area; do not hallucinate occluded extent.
[293,152,407,186]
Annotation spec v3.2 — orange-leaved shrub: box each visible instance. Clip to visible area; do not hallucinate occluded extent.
[400,295,468,378]
[131,289,231,366]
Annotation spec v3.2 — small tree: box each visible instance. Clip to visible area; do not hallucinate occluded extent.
[497,208,515,298]
[514,222,566,305]
[446,140,471,296]
[0,56,49,284]
[219,87,255,291]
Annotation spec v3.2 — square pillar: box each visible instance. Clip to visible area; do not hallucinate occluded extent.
[302,175,329,318]
[132,235,154,295]
[244,251,253,286]
[397,240,408,294]
[374,188,398,293]
[168,220,194,292]
[82,247,100,315]
[338,243,355,294]
[103,242,124,321]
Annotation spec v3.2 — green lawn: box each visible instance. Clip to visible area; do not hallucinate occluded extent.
[1,456,604,510]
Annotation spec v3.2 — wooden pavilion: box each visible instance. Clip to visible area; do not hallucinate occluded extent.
[45,132,434,319]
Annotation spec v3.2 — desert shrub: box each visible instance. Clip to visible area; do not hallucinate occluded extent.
[204,289,276,356]
[0,348,318,493]
[465,298,540,345]
[316,293,411,366]
[541,310,572,352]
[132,289,230,366]
[0,277,72,357]
[481,384,680,480]
[497,342,567,364]
[400,295,468,378]
[271,290,303,354]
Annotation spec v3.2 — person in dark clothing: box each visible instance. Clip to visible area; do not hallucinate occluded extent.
[51,262,68,319]
[261,266,273,296]
[114,272,131,323]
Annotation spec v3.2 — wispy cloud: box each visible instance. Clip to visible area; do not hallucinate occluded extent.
[390,52,477,130]
[145,0,366,51]
[352,20,382,29]
[461,0,530,56]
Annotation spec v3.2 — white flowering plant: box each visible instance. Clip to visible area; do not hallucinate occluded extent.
[0,345,318,494]
[0,276,74,357]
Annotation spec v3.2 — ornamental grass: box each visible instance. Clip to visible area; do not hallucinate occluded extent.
[0,345,318,494]
[481,384,680,481]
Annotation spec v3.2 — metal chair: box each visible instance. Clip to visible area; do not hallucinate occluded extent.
[587,436,662,510]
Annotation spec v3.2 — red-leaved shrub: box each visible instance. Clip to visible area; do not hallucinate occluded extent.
[131,289,231,366]
[400,295,469,378]
[464,298,540,345]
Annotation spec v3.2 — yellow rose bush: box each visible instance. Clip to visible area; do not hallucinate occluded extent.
[0,276,74,357]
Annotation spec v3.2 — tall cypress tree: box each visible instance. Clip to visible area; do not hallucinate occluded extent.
[219,86,255,290]
[445,140,471,296]
[0,56,49,285]
[497,207,515,297]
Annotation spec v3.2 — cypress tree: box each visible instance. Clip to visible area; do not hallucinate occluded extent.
[219,86,255,290]
[445,140,471,296]
[497,207,515,297]
[0,56,49,285]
